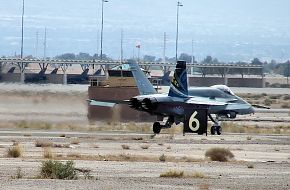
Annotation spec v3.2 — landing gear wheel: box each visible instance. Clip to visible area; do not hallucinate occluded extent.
[153,122,161,134]
[216,126,222,135]
[210,126,216,135]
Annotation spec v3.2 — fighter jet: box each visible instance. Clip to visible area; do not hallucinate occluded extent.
[89,60,256,135]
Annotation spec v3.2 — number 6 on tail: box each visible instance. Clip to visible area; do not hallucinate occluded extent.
[189,111,200,132]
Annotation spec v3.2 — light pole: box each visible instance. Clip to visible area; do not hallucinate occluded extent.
[100,0,108,60]
[19,0,25,83]
[21,0,24,59]
[175,1,183,62]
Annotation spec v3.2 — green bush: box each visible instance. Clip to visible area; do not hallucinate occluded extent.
[40,160,77,180]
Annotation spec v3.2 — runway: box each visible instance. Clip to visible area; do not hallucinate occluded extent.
[0,83,289,189]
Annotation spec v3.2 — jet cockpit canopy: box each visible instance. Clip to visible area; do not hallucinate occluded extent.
[211,85,235,96]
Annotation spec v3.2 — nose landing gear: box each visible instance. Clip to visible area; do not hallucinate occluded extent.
[209,114,222,135]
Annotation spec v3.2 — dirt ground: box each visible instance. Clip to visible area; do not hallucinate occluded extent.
[0,83,289,190]
[0,131,290,190]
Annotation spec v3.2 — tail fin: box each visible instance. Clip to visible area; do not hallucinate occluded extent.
[128,61,157,95]
[168,60,188,98]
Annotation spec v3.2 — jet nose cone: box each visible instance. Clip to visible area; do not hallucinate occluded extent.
[249,106,255,114]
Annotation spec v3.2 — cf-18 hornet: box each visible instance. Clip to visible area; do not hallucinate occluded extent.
[89,60,260,135]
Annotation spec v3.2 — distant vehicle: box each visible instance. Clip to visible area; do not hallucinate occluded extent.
[89,60,264,135]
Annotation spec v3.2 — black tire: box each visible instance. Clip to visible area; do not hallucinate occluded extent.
[153,122,161,134]
[216,126,222,135]
[229,112,236,119]
[210,126,216,135]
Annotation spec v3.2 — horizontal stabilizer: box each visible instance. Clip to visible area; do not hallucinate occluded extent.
[88,100,116,107]
[88,99,129,108]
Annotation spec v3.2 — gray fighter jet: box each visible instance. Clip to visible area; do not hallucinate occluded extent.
[89,60,258,135]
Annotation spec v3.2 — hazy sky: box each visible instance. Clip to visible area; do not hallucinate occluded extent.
[1,0,290,61]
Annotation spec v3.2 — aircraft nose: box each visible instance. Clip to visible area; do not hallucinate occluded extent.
[249,106,255,114]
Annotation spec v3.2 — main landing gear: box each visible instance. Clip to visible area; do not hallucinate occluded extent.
[153,116,174,134]
[209,114,222,135]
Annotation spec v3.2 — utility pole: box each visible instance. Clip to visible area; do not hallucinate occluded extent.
[191,39,194,64]
[120,29,123,63]
[100,0,108,60]
[191,39,194,75]
[43,27,47,59]
[287,61,290,86]
[136,43,141,63]
[163,32,166,63]
[175,1,183,62]
[20,0,24,59]
[20,0,25,83]
[35,31,39,58]
[96,30,100,58]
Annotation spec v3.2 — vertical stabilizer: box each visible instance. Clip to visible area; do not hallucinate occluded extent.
[168,60,188,98]
[129,61,157,95]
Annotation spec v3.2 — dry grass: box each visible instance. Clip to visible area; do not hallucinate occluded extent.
[11,167,24,179]
[16,121,53,130]
[67,153,82,159]
[121,144,130,150]
[7,144,22,158]
[199,184,210,190]
[160,170,184,178]
[222,122,290,135]
[53,143,70,148]
[70,138,80,145]
[191,171,207,178]
[35,140,53,147]
[131,137,143,141]
[93,145,100,148]
[281,103,290,108]
[205,147,234,162]
[159,154,166,162]
[43,147,54,159]
[283,95,290,100]
[140,144,150,149]
[177,156,201,162]
[48,152,202,163]
[247,164,254,168]
[160,170,206,178]
[89,122,152,133]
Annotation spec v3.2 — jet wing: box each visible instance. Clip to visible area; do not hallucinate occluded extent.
[88,99,129,108]
[186,97,227,106]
